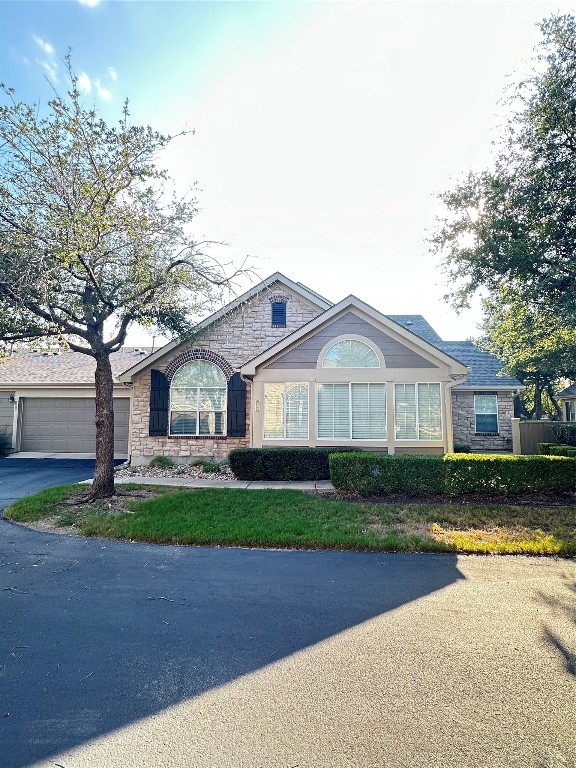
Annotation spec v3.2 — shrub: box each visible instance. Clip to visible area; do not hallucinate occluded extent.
[538,443,556,455]
[149,455,175,469]
[548,445,576,458]
[453,442,472,453]
[551,423,576,446]
[443,454,576,495]
[200,459,221,473]
[329,452,576,496]
[228,447,356,481]
[328,452,446,496]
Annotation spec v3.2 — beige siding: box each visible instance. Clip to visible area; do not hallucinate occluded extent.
[0,392,15,448]
[265,312,438,369]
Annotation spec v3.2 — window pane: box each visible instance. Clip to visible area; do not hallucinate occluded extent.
[323,339,379,368]
[170,411,197,435]
[368,383,387,439]
[285,383,308,439]
[351,383,369,439]
[172,361,226,387]
[317,384,334,439]
[395,384,417,439]
[199,411,224,435]
[171,387,197,410]
[264,383,285,439]
[333,384,351,439]
[476,414,498,433]
[418,383,442,440]
[475,395,497,415]
[199,388,226,411]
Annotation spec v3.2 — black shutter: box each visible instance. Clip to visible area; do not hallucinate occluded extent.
[149,369,170,436]
[227,372,247,437]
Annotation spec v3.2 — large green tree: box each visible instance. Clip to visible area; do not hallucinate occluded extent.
[0,60,242,498]
[479,291,576,419]
[431,14,576,325]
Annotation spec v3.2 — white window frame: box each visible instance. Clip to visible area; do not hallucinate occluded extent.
[321,338,381,369]
[263,382,309,440]
[169,363,227,437]
[393,382,443,441]
[566,401,576,422]
[474,394,499,435]
[316,382,387,441]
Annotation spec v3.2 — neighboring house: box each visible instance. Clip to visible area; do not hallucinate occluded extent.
[558,383,576,422]
[0,273,523,460]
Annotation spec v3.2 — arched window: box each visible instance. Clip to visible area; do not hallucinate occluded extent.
[322,339,380,368]
[170,360,227,436]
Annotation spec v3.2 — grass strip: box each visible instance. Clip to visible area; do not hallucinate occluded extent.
[4,486,576,555]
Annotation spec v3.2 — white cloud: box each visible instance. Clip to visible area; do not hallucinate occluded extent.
[77,71,92,93]
[107,66,117,82]
[95,79,111,101]
[33,35,54,56]
[77,0,101,6]
[39,59,58,82]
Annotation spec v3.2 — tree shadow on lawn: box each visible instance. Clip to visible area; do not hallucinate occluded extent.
[0,519,462,768]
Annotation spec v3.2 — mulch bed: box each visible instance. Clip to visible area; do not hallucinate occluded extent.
[331,490,576,506]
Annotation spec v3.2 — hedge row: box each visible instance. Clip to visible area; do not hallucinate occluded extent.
[328,452,576,496]
[539,443,576,458]
[228,447,356,481]
[551,423,576,446]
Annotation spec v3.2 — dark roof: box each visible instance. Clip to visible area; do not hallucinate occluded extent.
[558,383,576,397]
[437,341,522,389]
[389,315,522,389]
[387,315,443,345]
[0,347,152,386]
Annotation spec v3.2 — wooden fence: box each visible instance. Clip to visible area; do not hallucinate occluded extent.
[512,419,556,455]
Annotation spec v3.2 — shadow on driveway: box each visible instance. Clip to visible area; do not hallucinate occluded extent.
[0,460,463,768]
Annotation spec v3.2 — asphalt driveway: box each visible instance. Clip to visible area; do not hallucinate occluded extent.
[0,458,96,511]
[0,461,575,767]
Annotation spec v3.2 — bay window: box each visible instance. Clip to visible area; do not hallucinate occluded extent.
[317,383,386,440]
[394,383,442,440]
[264,383,309,439]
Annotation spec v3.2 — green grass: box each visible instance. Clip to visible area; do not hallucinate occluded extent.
[4,486,576,555]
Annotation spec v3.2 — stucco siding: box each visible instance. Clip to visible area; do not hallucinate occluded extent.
[265,312,438,369]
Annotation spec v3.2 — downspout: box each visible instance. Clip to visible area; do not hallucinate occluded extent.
[444,369,470,453]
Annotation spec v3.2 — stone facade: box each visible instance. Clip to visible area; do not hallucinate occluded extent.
[452,390,514,452]
[129,282,323,464]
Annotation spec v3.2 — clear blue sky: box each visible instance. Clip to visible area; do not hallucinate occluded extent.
[1,0,573,344]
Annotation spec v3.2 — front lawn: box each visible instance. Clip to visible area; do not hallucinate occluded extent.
[5,485,576,555]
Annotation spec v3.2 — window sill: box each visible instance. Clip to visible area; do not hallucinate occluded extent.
[167,435,229,439]
[475,432,499,436]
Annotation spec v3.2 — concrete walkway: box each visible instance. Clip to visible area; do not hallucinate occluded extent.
[113,476,335,491]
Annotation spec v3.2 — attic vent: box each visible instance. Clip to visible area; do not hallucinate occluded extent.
[405,320,413,326]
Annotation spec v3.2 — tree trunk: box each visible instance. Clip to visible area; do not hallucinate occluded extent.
[91,351,116,498]
[534,374,543,420]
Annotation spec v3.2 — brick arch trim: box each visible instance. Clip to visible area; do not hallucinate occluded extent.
[164,348,235,382]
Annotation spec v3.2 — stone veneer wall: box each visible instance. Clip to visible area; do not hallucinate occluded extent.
[130,283,323,464]
[451,390,515,452]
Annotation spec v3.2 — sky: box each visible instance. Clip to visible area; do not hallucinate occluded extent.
[2,0,575,345]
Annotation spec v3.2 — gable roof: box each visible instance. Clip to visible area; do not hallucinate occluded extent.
[0,347,152,387]
[241,296,469,376]
[558,383,576,397]
[118,272,331,383]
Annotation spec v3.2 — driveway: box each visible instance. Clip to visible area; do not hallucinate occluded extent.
[0,464,575,767]
[0,458,96,511]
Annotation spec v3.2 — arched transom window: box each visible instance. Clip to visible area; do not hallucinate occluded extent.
[322,339,380,368]
[170,361,227,436]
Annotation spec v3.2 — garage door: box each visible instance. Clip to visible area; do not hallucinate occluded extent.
[21,398,129,453]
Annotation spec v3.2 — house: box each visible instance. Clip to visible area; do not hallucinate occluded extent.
[0,273,523,461]
[558,383,576,422]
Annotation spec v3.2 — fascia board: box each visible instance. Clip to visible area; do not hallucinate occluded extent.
[118,272,331,382]
[242,296,469,375]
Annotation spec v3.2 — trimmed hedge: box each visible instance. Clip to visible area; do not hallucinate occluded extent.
[228,447,356,481]
[329,452,576,496]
